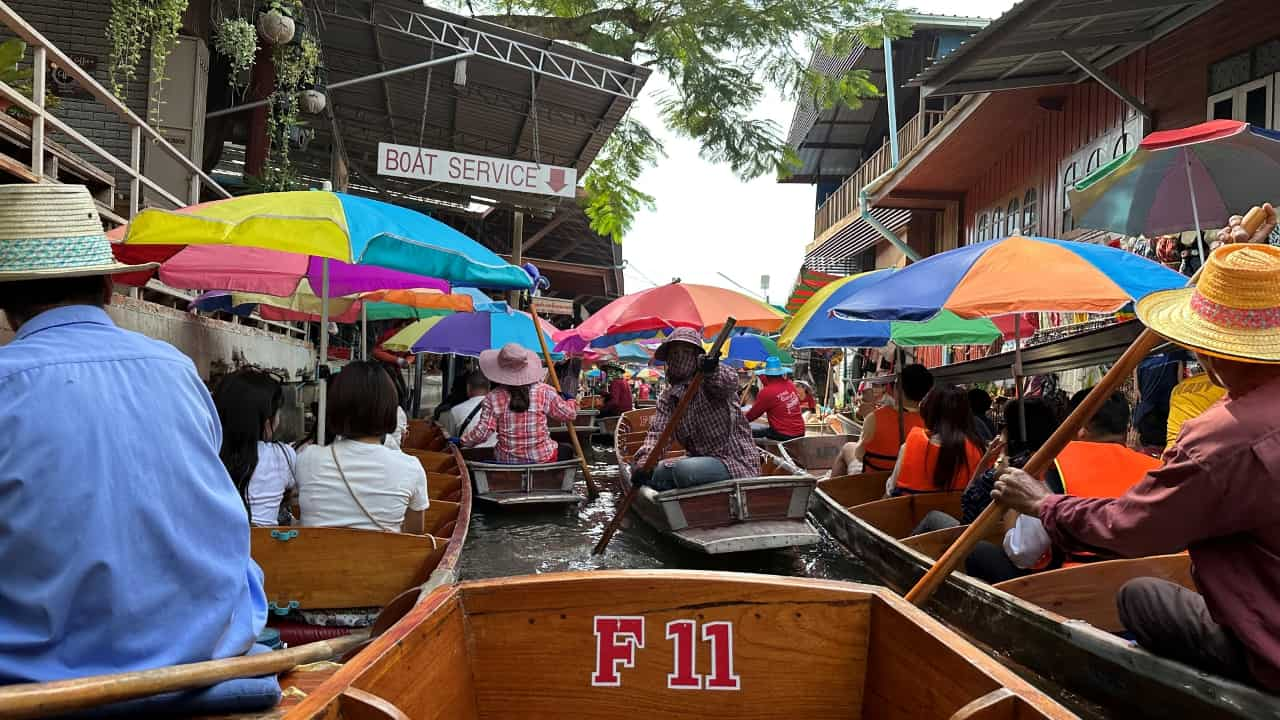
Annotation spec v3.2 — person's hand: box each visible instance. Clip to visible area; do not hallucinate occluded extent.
[630,466,652,487]
[559,390,575,401]
[1215,203,1277,248]
[991,467,1050,516]
[699,354,719,374]
[397,356,408,367]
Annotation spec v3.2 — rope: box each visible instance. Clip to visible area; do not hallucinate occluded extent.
[417,46,435,149]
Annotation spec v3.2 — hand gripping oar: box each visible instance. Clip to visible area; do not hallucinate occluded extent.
[904,206,1268,606]
[529,296,600,500]
[593,318,738,555]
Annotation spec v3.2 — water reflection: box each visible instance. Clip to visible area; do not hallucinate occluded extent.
[459,441,873,583]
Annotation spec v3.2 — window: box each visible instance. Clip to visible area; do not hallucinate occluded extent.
[977,213,989,244]
[1006,198,1020,235]
[1022,188,1038,235]
[992,207,1004,240]
[1113,133,1130,159]
[1206,76,1273,128]
[1085,148,1104,176]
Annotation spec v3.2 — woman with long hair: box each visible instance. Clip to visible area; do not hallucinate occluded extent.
[461,343,577,463]
[886,384,986,496]
[212,367,296,526]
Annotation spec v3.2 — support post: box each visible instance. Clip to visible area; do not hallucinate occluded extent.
[509,211,524,307]
[128,126,141,219]
[316,259,331,446]
[30,46,45,179]
[882,32,899,167]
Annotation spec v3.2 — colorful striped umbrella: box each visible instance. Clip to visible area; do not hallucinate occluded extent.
[1069,120,1280,239]
[394,307,560,358]
[779,270,1005,349]
[553,283,787,352]
[709,335,795,366]
[832,236,1186,322]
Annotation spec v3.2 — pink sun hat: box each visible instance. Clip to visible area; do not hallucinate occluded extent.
[479,342,547,386]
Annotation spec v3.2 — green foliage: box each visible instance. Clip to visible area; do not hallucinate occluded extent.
[262,0,303,18]
[264,33,321,188]
[463,0,906,241]
[0,38,62,121]
[213,17,258,89]
[107,0,189,117]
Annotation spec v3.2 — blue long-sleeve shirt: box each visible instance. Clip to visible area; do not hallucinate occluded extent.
[0,305,268,683]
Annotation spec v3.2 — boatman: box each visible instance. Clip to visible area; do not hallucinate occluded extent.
[632,327,759,490]
[0,185,277,714]
[992,209,1280,691]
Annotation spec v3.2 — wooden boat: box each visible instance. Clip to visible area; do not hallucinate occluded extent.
[614,408,819,554]
[467,458,582,506]
[597,414,622,437]
[550,409,599,447]
[779,434,856,477]
[809,472,1280,719]
[283,570,1078,719]
[252,420,471,646]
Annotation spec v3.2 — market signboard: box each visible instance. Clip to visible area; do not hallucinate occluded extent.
[377,142,577,199]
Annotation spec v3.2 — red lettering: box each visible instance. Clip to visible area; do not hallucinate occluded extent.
[592,616,645,687]
[665,620,701,689]
[702,622,740,690]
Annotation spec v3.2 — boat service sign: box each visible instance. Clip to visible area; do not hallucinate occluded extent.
[377,142,577,199]
[592,615,741,691]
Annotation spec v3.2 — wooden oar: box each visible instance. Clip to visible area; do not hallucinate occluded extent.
[593,318,738,555]
[0,632,367,720]
[529,297,600,500]
[904,205,1268,607]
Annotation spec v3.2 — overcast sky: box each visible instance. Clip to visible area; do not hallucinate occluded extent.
[619,0,1017,304]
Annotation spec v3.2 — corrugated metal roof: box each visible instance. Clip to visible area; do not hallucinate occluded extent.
[910,0,1218,97]
[803,207,911,268]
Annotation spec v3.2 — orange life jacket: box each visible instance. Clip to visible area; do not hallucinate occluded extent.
[1055,441,1162,567]
[862,406,923,471]
[895,426,984,493]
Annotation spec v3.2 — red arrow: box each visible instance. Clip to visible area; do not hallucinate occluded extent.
[547,167,568,193]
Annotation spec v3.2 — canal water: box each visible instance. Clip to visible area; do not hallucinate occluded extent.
[459,438,873,583]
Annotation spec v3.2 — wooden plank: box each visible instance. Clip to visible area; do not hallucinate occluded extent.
[427,472,462,501]
[424,499,460,537]
[780,435,856,473]
[849,492,963,540]
[994,554,1193,633]
[819,472,890,508]
[404,449,455,473]
[251,528,443,609]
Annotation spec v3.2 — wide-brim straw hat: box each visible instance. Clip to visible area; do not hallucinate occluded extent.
[1136,243,1280,364]
[654,327,704,361]
[478,342,546,386]
[0,184,158,281]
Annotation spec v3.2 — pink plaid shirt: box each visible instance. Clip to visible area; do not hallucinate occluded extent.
[634,364,760,479]
[462,383,577,463]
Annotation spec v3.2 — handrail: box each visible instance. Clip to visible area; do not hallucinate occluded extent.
[0,0,231,216]
[812,109,948,240]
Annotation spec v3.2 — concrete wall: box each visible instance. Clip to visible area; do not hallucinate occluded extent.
[1,295,315,381]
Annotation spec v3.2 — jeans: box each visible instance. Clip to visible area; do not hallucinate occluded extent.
[751,426,803,441]
[1117,577,1253,684]
[645,457,731,491]
[911,510,961,536]
[965,540,1031,584]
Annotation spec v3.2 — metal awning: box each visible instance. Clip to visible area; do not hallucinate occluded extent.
[929,320,1143,384]
[803,207,910,271]
[783,15,987,184]
[911,0,1217,99]
[288,1,649,214]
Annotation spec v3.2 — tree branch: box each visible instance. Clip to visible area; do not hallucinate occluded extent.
[476,10,648,58]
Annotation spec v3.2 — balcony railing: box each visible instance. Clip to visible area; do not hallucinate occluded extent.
[813,109,947,240]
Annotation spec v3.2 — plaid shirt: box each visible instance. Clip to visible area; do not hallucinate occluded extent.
[462,383,577,463]
[634,364,760,479]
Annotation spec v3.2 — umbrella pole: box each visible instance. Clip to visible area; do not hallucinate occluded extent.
[1183,152,1209,269]
[1014,314,1027,442]
[317,258,330,446]
[528,298,599,500]
[895,347,905,445]
[360,302,368,361]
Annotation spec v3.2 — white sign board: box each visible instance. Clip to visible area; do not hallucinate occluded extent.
[377,142,577,198]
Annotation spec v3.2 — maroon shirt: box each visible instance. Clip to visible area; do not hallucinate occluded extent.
[1040,374,1280,690]
[600,377,634,416]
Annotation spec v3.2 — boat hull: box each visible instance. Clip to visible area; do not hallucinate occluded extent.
[467,458,583,507]
[810,485,1280,719]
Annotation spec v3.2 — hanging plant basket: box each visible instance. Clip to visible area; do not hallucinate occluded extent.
[300,88,326,114]
[257,9,295,45]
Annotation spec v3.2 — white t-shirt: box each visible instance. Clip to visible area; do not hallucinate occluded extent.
[384,407,409,451]
[247,442,297,527]
[296,438,429,532]
[444,396,496,447]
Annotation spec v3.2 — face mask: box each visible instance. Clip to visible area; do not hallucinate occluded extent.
[666,349,698,382]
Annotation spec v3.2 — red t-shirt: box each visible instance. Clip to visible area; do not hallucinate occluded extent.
[745,378,805,437]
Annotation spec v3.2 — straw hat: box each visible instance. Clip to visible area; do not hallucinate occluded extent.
[654,327,703,361]
[478,342,546,386]
[0,184,157,281]
[1136,243,1280,364]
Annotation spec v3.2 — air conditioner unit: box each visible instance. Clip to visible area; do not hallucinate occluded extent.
[144,36,209,207]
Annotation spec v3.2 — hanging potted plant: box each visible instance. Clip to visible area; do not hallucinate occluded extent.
[213,16,258,90]
[299,62,326,115]
[256,0,300,45]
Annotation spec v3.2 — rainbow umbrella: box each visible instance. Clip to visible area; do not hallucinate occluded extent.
[553,282,786,352]
[190,286,486,323]
[832,236,1186,322]
[780,270,1005,349]
[391,306,560,358]
[1069,120,1280,254]
[709,334,795,366]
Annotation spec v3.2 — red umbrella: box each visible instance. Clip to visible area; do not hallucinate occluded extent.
[555,283,786,352]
